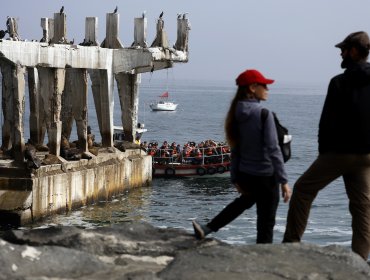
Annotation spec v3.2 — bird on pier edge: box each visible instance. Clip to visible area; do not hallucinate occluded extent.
[114,6,118,14]
[60,6,64,15]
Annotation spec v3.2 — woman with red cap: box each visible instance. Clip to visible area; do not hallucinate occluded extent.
[193,69,291,243]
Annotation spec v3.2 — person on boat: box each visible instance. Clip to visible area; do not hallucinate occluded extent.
[160,141,170,157]
[182,143,192,162]
[140,141,148,152]
[147,142,158,157]
[192,69,291,243]
[169,142,177,156]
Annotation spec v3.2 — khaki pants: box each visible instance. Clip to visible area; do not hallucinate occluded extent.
[283,153,370,260]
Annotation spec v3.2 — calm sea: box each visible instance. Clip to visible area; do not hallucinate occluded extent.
[6,77,355,253]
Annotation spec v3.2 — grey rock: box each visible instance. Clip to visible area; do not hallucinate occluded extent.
[0,222,369,279]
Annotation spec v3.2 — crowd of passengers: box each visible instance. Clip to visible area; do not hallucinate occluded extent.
[140,140,230,164]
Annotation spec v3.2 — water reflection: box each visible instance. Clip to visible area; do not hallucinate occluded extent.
[27,186,154,229]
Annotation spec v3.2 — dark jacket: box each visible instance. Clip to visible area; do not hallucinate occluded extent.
[319,62,370,154]
[230,99,288,184]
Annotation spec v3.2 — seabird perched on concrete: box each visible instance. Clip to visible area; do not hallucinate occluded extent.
[159,11,164,19]
[114,6,118,14]
[182,13,188,20]
[177,13,182,19]
[0,30,7,39]
[142,11,146,18]
[60,6,64,15]
[24,144,41,169]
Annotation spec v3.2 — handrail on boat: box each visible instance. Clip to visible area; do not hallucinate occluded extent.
[148,145,231,166]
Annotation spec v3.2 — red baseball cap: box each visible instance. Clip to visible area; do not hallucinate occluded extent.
[236,69,274,86]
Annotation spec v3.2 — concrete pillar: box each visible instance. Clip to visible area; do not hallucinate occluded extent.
[115,73,141,142]
[151,18,169,48]
[133,17,147,47]
[89,69,114,147]
[48,19,54,42]
[62,68,88,152]
[40,18,52,43]
[27,67,45,145]
[6,17,20,40]
[53,13,67,43]
[0,61,25,162]
[101,13,124,49]
[38,67,65,156]
[174,18,190,52]
[1,62,12,151]
[85,17,99,46]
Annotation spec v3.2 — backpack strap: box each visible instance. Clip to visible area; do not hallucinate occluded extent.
[261,108,269,125]
[261,108,269,145]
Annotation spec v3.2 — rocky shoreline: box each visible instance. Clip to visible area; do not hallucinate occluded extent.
[0,222,369,279]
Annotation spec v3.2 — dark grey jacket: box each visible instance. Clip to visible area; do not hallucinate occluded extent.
[230,99,288,184]
[319,61,370,154]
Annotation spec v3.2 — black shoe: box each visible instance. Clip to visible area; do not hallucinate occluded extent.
[192,220,212,239]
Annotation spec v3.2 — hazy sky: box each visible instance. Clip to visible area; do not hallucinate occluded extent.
[1,1,370,85]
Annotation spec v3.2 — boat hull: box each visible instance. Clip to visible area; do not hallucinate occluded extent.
[153,162,230,178]
[149,102,178,111]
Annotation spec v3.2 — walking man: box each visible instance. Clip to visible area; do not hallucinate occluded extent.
[283,31,370,261]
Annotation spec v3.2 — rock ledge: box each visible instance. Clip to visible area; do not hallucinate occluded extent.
[0,222,369,280]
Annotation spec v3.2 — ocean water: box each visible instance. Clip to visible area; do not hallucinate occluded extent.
[3,77,355,253]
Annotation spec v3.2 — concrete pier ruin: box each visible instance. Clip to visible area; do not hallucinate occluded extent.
[0,10,190,226]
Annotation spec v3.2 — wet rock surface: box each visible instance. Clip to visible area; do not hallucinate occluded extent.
[0,222,369,279]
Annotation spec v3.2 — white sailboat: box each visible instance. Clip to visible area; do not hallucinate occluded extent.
[149,91,178,111]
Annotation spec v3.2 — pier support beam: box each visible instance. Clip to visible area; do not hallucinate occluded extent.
[62,68,89,152]
[0,61,25,162]
[101,13,124,49]
[6,17,20,40]
[38,67,65,156]
[115,73,140,142]
[27,67,45,146]
[85,17,99,46]
[89,69,114,147]
[151,18,169,48]
[133,17,148,47]
[175,17,190,52]
[40,18,54,43]
[52,13,67,43]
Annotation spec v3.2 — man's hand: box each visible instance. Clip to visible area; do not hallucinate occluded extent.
[281,183,291,203]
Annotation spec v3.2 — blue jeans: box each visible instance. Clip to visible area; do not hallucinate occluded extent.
[207,171,279,243]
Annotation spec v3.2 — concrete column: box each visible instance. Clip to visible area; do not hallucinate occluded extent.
[1,62,13,151]
[133,17,147,47]
[174,18,190,52]
[38,67,65,156]
[85,17,99,46]
[40,18,51,43]
[115,73,141,142]
[27,67,45,145]
[151,18,169,48]
[89,69,114,147]
[101,13,124,49]
[6,17,20,40]
[48,19,54,42]
[62,68,88,152]
[0,61,25,161]
[53,13,67,43]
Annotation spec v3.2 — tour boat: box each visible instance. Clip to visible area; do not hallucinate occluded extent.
[149,91,178,111]
[148,143,231,178]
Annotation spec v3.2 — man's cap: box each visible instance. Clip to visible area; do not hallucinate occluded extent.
[335,31,370,50]
[236,69,274,86]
